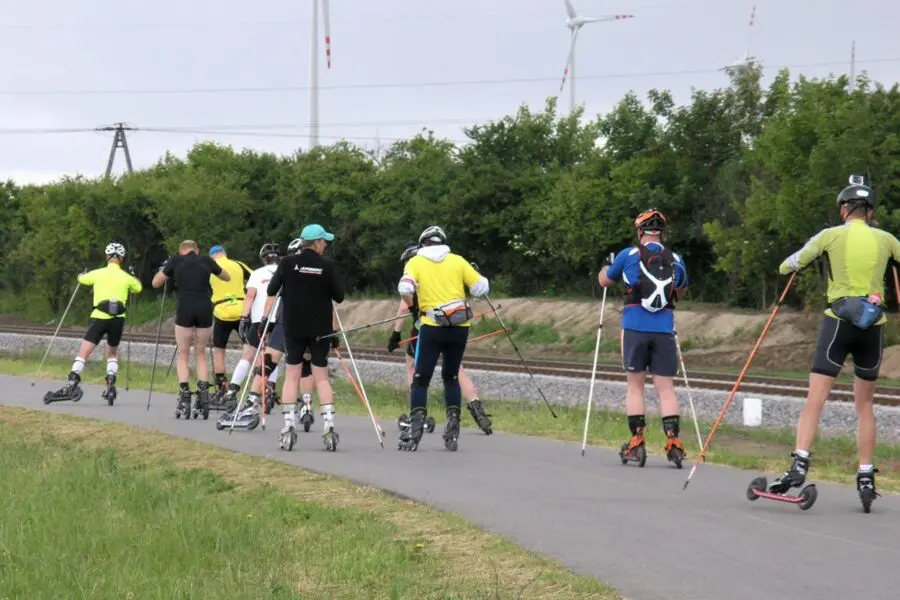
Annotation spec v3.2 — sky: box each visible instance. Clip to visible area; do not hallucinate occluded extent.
[1,0,898,185]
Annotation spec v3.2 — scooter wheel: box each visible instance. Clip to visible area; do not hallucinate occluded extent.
[303,417,312,433]
[425,416,436,434]
[246,414,260,431]
[619,442,629,465]
[215,421,225,431]
[669,448,683,469]
[175,410,181,419]
[43,393,52,405]
[746,476,767,501]
[798,484,817,511]
[71,388,83,403]
[107,393,115,407]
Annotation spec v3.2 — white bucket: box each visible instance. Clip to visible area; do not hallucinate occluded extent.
[743,397,762,427]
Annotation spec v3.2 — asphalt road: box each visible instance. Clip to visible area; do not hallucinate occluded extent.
[4,374,899,600]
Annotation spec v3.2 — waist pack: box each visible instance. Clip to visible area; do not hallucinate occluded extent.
[95,299,126,317]
[831,297,884,330]
[426,300,473,327]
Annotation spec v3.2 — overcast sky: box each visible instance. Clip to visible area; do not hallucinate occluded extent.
[1,0,897,185]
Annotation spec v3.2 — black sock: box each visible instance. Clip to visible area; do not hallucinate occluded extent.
[627,414,646,436]
[662,415,680,437]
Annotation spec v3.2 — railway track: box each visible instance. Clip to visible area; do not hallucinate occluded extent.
[3,324,900,407]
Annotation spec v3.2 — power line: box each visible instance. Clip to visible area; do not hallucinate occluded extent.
[0,58,893,97]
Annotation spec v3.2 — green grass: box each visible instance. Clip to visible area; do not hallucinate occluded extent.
[0,408,618,600]
[6,350,900,493]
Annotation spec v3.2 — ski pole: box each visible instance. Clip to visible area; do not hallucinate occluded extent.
[146,281,168,411]
[32,282,81,386]
[317,312,416,341]
[673,327,704,454]
[333,302,385,448]
[481,291,558,418]
[892,265,900,310]
[580,284,608,455]
[166,344,177,378]
[259,325,268,432]
[682,271,796,491]
[229,295,280,434]
[124,291,136,391]
[396,306,500,344]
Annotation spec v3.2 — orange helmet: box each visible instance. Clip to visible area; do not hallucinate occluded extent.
[634,208,667,233]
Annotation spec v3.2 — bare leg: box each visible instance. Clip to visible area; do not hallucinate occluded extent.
[194,327,212,383]
[854,376,877,466]
[174,326,194,383]
[795,373,834,451]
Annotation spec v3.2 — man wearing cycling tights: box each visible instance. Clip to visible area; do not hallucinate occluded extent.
[152,239,231,417]
[45,242,142,405]
[767,176,900,510]
[388,242,493,435]
[396,225,490,452]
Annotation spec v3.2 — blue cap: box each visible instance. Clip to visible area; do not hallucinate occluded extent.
[299,224,335,242]
[209,245,225,255]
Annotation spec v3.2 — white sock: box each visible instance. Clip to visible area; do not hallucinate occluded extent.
[71,357,85,374]
[282,403,296,427]
[794,449,809,459]
[231,359,251,386]
[106,358,118,376]
[860,464,874,473]
[321,403,335,432]
[268,363,281,383]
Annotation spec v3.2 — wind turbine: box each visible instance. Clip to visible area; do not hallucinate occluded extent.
[309,0,333,149]
[559,0,633,115]
[721,4,757,72]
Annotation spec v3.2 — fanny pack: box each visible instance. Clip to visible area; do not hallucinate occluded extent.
[95,299,126,317]
[831,297,884,330]
[213,294,244,307]
[426,300,473,327]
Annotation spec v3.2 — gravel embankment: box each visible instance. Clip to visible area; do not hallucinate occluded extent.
[3,332,899,442]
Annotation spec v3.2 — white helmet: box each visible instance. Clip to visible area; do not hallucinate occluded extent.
[105,242,125,258]
[418,225,447,246]
[287,237,304,255]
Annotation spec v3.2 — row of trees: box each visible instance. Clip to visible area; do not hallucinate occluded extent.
[2,64,900,320]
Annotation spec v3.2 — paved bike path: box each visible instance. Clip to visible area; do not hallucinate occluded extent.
[4,374,899,600]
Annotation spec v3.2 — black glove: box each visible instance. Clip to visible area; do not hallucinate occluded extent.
[258,317,269,338]
[388,330,402,353]
[331,335,340,350]
[603,252,615,268]
[158,258,169,273]
[238,315,251,343]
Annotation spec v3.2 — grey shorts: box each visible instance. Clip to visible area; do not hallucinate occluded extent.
[245,321,285,353]
[621,329,678,377]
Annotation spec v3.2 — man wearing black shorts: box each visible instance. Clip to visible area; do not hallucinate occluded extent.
[264,225,344,451]
[599,209,689,467]
[152,239,231,417]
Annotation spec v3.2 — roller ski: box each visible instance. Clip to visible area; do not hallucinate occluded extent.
[745,453,817,511]
[466,398,492,435]
[664,434,686,469]
[208,375,230,410]
[619,432,647,467]
[397,413,436,433]
[101,374,117,406]
[443,406,461,451]
[175,387,192,419]
[216,394,260,431]
[279,405,298,451]
[43,373,84,405]
[397,407,427,451]
[857,468,880,514]
[264,381,280,415]
[298,396,315,432]
[191,381,211,420]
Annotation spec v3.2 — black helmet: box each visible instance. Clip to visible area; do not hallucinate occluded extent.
[400,242,418,264]
[259,242,280,263]
[837,176,875,210]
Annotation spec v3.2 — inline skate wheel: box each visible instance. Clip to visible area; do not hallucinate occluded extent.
[215,421,225,431]
[798,484,817,511]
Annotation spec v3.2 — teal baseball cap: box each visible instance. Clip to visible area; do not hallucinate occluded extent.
[299,224,334,242]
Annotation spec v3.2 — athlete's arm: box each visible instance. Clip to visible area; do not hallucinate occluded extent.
[152,257,174,288]
[461,259,489,296]
[128,274,143,295]
[673,253,689,298]
[242,287,257,318]
[398,258,418,308]
[599,250,625,287]
[208,257,230,281]
[77,269,96,287]
[328,262,345,304]
[393,298,411,333]
[779,230,829,274]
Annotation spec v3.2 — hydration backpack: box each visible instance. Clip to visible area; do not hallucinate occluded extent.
[628,245,677,313]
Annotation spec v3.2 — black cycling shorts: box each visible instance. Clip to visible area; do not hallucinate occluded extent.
[213,317,240,349]
[621,329,678,377]
[247,321,286,354]
[284,335,330,368]
[84,317,125,347]
[811,316,884,381]
[175,299,213,329]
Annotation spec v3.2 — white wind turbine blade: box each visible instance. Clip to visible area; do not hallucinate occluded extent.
[323,0,332,68]
[579,14,634,24]
[564,0,577,20]
[559,26,579,92]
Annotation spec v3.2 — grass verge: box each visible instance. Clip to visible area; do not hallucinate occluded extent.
[0,406,618,600]
[5,351,900,493]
